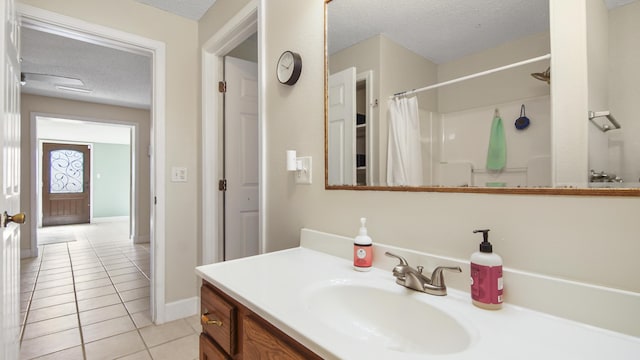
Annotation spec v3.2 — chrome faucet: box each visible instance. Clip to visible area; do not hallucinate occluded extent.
[385,252,461,296]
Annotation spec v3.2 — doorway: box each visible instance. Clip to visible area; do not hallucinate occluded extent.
[223,43,259,261]
[41,142,91,226]
[17,6,166,323]
[201,2,261,265]
[34,117,134,234]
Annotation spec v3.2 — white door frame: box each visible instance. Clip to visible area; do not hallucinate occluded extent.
[16,4,167,323]
[201,0,263,264]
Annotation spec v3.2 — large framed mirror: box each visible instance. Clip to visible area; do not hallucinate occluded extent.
[324,0,640,196]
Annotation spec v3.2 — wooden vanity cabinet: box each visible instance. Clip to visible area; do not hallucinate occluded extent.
[199,280,322,360]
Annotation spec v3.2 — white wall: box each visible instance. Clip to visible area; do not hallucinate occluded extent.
[438,96,551,187]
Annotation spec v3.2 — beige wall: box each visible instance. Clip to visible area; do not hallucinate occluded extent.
[260,0,639,300]
[550,0,590,187]
[586,0,610,172]
[20,95,151,251]
[609,1,640,183]
[18,0,200,303]
[198,0,251,45]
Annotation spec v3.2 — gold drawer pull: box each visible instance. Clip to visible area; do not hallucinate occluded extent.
[201,313,223,327]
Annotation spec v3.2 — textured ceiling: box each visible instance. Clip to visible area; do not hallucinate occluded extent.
[328,0,636,64]
[328,0,550,64]
[20,26,152,109]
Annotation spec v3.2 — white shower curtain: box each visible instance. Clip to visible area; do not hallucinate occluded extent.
[387,96,423,186]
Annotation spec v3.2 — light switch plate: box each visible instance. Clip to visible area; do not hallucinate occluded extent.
[295,157,312,184]
[171,166,188,182]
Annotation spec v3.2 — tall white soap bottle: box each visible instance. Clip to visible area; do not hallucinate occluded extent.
[470,229,503,310]
[353,218,373,271]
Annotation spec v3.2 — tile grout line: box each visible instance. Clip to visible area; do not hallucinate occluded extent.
[67,242,89,360]
[19,245,45,345]
[121,249,151,281]
[85,234,154,359]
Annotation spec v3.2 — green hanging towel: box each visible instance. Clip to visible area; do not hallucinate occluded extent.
[486,110,506,171]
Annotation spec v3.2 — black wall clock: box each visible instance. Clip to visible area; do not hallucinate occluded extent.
[276,51,302,85]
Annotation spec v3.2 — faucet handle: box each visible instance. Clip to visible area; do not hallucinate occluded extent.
[430,266,462,288]
[384,252,408,265]
[385,252,411,279]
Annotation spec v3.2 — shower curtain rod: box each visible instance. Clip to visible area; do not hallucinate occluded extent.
[391,53,551,98]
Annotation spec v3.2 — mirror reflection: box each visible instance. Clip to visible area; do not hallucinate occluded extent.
[327,0,550,188]
[326,0,640,191]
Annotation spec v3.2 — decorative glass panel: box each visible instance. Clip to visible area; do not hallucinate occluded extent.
[50,149,84,193]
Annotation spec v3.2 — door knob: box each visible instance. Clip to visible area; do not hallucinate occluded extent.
[2,211,26,227]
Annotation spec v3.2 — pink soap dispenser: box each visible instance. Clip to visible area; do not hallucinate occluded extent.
[353,218,373,271]
[470,229,503,310]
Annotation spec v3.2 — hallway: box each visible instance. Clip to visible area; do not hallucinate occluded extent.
[19,220,200,360]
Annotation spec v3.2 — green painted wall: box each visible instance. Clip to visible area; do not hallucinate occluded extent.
[93,143,130,217]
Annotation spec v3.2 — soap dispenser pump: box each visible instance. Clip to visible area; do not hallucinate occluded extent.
[353,218,373,271]
[470,229,503,310]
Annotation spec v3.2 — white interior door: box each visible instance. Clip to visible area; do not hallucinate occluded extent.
[224,56,259,261]
[328,67,356,185]
[1,0,22,358]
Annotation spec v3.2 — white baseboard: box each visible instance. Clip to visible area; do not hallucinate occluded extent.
[92,216,129,223]
[134,234,150,244]
[162,296,199,324]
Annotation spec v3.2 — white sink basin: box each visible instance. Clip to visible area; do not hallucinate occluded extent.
[302,280,472,355]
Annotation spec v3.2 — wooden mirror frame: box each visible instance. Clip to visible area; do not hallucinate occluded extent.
[323,0,639,197]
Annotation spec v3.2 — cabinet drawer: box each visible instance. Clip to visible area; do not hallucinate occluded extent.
[242,314,322,360]
[201,284,236,355]
[199,333,230,360]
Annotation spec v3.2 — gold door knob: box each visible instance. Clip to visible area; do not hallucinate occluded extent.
[2,211,26,227]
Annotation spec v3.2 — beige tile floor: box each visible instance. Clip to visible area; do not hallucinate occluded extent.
[19,221,201,360]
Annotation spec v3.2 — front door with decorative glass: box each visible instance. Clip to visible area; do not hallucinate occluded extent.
[42,143,91,226]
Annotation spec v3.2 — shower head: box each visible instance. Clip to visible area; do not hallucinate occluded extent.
[531,67,550,84]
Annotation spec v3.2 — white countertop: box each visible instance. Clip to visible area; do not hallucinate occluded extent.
[195,246,640,360]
